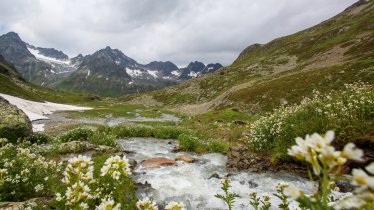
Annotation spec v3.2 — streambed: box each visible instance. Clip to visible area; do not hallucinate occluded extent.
[119,138,316,210]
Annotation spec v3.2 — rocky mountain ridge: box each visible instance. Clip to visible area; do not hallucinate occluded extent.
[0,32,222,96]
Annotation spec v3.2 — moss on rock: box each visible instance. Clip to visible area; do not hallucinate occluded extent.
[0,96,32,142]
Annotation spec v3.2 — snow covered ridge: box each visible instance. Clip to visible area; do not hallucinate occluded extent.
[0,93,92,131]
[27,47,71,65]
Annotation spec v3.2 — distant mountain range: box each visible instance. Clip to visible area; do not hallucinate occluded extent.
[0,32,222,96]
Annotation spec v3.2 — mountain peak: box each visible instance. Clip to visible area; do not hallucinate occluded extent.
[0,31,24,44]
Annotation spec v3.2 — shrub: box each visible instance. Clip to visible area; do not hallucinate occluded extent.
[88,130,117,147]
[207,139,229,153]
[0,143,59,201]
[153,126,186,139]
[23,133,52,144]
[248,83,374,162]
[178,134,202,152]
[57,127,94,142]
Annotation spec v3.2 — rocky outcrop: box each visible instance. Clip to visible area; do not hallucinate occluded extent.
[0,96,32,142]
[226,144,306,175]
[141,157,177,168]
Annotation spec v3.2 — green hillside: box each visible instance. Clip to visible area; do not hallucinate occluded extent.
[0,57,95,104]
[125,0,374,115]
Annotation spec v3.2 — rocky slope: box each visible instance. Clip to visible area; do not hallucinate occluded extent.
[0,32,77,86]
[127,0,374,115]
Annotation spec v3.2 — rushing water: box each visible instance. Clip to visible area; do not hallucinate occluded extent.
[119,138,316,210]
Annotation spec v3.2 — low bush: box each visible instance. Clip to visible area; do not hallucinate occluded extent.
[178,133,202,152]
[0,143,60,201]
[57,127,94,142]
[248,83,374,162]
[23,132,52,144]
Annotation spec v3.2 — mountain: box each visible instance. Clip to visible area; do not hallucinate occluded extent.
[56,46,222,97]
[145,61,179,75]
[178,61,223,80]
[125,0,374,115]
[0,33,222,97]
[0,32,77,86]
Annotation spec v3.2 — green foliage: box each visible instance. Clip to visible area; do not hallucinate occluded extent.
[178,134,202,152]
[23,133,52,144]
[57,127,94,143]
[248,83,374,162]
[0,126,31,144]
[215,178,240,210]
[87,129,117,147]
[0,143,60,201]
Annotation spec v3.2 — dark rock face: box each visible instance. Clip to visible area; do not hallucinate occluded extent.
[0,96,32,143]
[36,47,68,60]
[145,61,179,75]
[179,61,223,80]
[202,63,223,74]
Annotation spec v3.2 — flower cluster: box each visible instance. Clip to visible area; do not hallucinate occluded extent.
[96,197,121,210]
[100,155,131,180]
[287,131,363,175]
[136,197,158,210]
[248,82,374,159]
[59,155,95,208]
[0,143,58,201]
[285,131,373,209]
[165,201,186,210]
[54,154,138,209]
[62,155,94,184]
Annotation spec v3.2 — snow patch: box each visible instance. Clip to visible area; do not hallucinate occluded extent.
[27,47,71,65]
[0,93,92,131]
[171,70,181,76]
[188,71,199,77]
[126,68,144,77]
[147,70,159,78]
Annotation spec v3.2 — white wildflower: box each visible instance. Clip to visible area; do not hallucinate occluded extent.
[165,201,186,210]
[136,197,158,210]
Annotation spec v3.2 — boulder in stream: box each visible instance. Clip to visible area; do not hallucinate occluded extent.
[141,157,177,168]
[175,155,196,163]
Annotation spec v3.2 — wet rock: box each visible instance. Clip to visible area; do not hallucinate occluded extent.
[248,180,259,188]
[0,96,32,142]
[129,159,137,170]
[175,155,196,163]
[94,145,115,151]
[141,157,177,168]
[335,180,355,193]
[208,173,221,179]
[136,181,155,194]
[171,147,182,153]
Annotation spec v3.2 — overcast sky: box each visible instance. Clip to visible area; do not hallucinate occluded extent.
[0,0,357,66]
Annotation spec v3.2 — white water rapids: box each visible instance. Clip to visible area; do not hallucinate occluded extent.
[119,138,317,210]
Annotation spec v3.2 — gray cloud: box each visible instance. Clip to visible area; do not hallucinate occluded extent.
[0,0,357,66]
